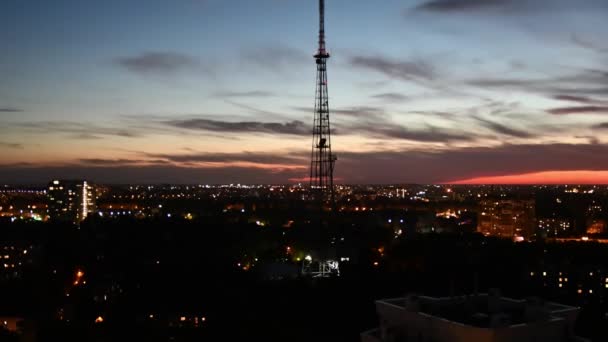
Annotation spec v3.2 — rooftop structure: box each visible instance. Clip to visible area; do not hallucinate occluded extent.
[362,291,587,342]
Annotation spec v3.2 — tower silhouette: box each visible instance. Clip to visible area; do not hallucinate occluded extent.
[310,0,336,208]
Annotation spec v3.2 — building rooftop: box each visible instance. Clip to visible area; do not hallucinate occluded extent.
[379,292,578,329]
[363,290,588,342]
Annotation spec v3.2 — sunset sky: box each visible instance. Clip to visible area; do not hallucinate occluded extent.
[2,0,608,184]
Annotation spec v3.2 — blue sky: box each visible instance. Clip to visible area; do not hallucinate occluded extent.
[2,0,608,184]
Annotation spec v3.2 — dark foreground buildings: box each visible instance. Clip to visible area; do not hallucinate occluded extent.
[363,291,586,342]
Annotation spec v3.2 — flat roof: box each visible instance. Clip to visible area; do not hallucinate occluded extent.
[378,294,578,329]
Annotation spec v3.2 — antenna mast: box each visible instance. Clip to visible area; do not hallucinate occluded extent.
[310,0,336,207]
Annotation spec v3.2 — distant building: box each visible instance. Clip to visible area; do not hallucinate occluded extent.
[47,180,96,222]
[585,220,605,235]
[538,218,573,237]
[362,291,587,342]
[477,199,535,239]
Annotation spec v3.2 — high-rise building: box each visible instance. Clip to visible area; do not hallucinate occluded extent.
[477,199,535,239]
[47,180,96,222]
[537,218,573,237]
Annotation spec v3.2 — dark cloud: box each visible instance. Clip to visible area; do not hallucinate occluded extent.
[474,117,533,138]
[415,0,507,12]
[552,95,599,104]
[332,106,386,118]
[547,106,608,115]
[371,93,409,102]
[0,142,24,149]
[468,78,530,88]
[350,56,435,82]
[79,158,170,166]
[553,87,608,97]
[225,101,286,118]
[165,118,309,136]
[214,90,275,98]
[114,52,201,75]
[372,93,409,102]
[294,105,471,142]
[291,105,384,118]
[337,143,608,184]
[571,34,608,53]
[69,133,104,140]
[146,151,307,166]
[0,108,23,113]
[414,0,608,13]
[5,143,608,184]
[468,70,608,102]
[2,121,145,139]
[0,165,304,185]
[343,122,474,143]
[241,46,308,70]
[592,123,608,129]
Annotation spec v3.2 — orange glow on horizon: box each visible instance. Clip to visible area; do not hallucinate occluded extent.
[447,170,608,185]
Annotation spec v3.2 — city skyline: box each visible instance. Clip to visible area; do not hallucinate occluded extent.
[2,0,608,184]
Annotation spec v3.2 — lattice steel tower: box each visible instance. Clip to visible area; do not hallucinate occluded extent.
[310,0,336,207]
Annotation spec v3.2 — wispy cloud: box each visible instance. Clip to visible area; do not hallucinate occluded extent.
[0,142,24,149]
[1,121,145,139]
[164,118,309,136]
[547,106,608,115]
[337,143,608,184]
[474,117,533,138]
[348,124,474,143]
[114,51,204,76]
[371,93,409,102]
[145,151,307,166]
[0,164,305,185]
[241,45,308,71]
[214,90,275,98]
[225,101,287,119]
[350,56,436,83]
[293,104,473,142]
[414,0,608,13]
[571,34,608,54]
[6,143,608,184]
[552,94,601,104]
[415,0,508,12]
[592,123,608,129]
[467,69,608,106]
[0,108,23,113]
[79,158,169,166]
[331,106,386,118]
